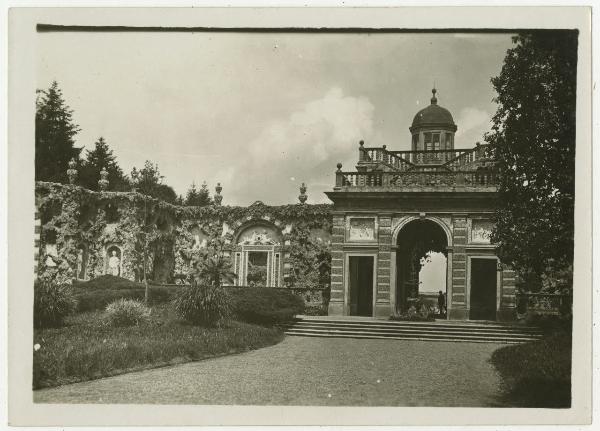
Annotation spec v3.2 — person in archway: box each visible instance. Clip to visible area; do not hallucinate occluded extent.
[437,290,446,317]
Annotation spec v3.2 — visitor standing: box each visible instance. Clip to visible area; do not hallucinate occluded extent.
[437,290,446,316]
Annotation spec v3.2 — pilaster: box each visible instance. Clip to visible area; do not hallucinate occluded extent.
[328,213,346,315]
[375,214,393,317]
[449,215,468,319]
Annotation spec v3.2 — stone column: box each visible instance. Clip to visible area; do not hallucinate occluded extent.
[449,215,468,320]
[328,213,346,316]
[375,214,392,317]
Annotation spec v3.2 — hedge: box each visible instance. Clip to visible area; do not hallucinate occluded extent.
[72,276,177,312]
[72,277,306,322]
[227,287,305,324]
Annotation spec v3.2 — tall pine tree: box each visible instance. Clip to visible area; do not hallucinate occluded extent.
[35,81,82,182]
[80,137,129,191]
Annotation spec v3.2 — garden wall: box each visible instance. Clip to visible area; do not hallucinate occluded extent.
[35,182,333,302]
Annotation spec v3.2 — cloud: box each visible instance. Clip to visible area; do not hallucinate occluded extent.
[223,87,374,204]
[454,107,492,147]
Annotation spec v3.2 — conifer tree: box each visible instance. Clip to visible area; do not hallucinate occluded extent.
[184,181,212,206]
[35,81,81,182]
[80,137,129,191]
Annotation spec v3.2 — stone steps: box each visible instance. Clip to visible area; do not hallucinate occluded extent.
[282,317,543,344]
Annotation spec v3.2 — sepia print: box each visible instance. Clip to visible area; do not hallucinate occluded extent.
[6,6,593,427]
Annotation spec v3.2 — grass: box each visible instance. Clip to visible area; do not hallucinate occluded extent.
[490,332,572,407]
[33,304,284,389]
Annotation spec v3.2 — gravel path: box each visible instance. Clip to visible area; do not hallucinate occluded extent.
[34,336,507,406]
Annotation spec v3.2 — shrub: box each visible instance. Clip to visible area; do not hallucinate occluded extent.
[491,333,572,407]
[390,297,436,322]
[72,275,145,291]
[389,310,435,322]
[525,312,572,334]
[303,304,329,316]
[228,288,305,325]
[73,284,177,312]
[104,299,151,327]
[34,280,77,328]
[173,283,232,327]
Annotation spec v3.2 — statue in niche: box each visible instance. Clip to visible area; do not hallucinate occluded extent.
[76,248,84,279]
[107,248,121,276]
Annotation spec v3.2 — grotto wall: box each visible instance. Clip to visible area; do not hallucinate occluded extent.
[35,182,333,292]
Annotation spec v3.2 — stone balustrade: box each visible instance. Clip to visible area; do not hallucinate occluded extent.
[359,144,492,171]
[334,169,497,190]
[516,292,573,316]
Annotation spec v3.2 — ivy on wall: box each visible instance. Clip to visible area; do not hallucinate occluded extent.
[36,183,333,289]
[284,223,332,290]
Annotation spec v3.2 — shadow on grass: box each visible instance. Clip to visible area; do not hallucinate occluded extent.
[490,332,572,408]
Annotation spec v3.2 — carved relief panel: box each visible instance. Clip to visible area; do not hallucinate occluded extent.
[347,217,377,242]
[470,219,493,244]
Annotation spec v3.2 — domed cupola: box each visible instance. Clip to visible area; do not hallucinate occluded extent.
[409,89,458,151]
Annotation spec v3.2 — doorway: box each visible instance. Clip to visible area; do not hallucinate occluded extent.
[349,256,374,316]
[469,258,498,320]
[247,251,268,287]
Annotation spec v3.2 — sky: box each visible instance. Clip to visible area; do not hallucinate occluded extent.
[38,31,515,205]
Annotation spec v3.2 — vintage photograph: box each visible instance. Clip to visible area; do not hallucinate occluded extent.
[7,7,591,425]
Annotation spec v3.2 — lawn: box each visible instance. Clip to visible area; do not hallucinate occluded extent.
[490,332,572,408]
[33,304,284,389]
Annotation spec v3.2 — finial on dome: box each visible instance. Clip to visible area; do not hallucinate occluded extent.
[431,87,438,105]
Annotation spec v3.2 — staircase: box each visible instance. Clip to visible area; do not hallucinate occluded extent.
[283,316,544,344]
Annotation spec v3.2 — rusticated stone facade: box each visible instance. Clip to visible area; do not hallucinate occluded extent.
[325,89,515,321]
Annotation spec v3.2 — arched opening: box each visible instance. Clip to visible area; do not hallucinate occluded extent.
[105,244,123,277]
[396,219,448,315]
[233,221,283,287]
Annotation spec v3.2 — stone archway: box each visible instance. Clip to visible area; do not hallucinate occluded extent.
[394,219,449,313]
[232,221,283,287]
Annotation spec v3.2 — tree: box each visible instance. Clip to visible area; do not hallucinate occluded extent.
[130,161,177,204]
[80,137,129,191]
[130,160,177,302]
[35,81,82,182]
[485,31,577,292]
[184,181,212,206]
[191,236,236,288]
